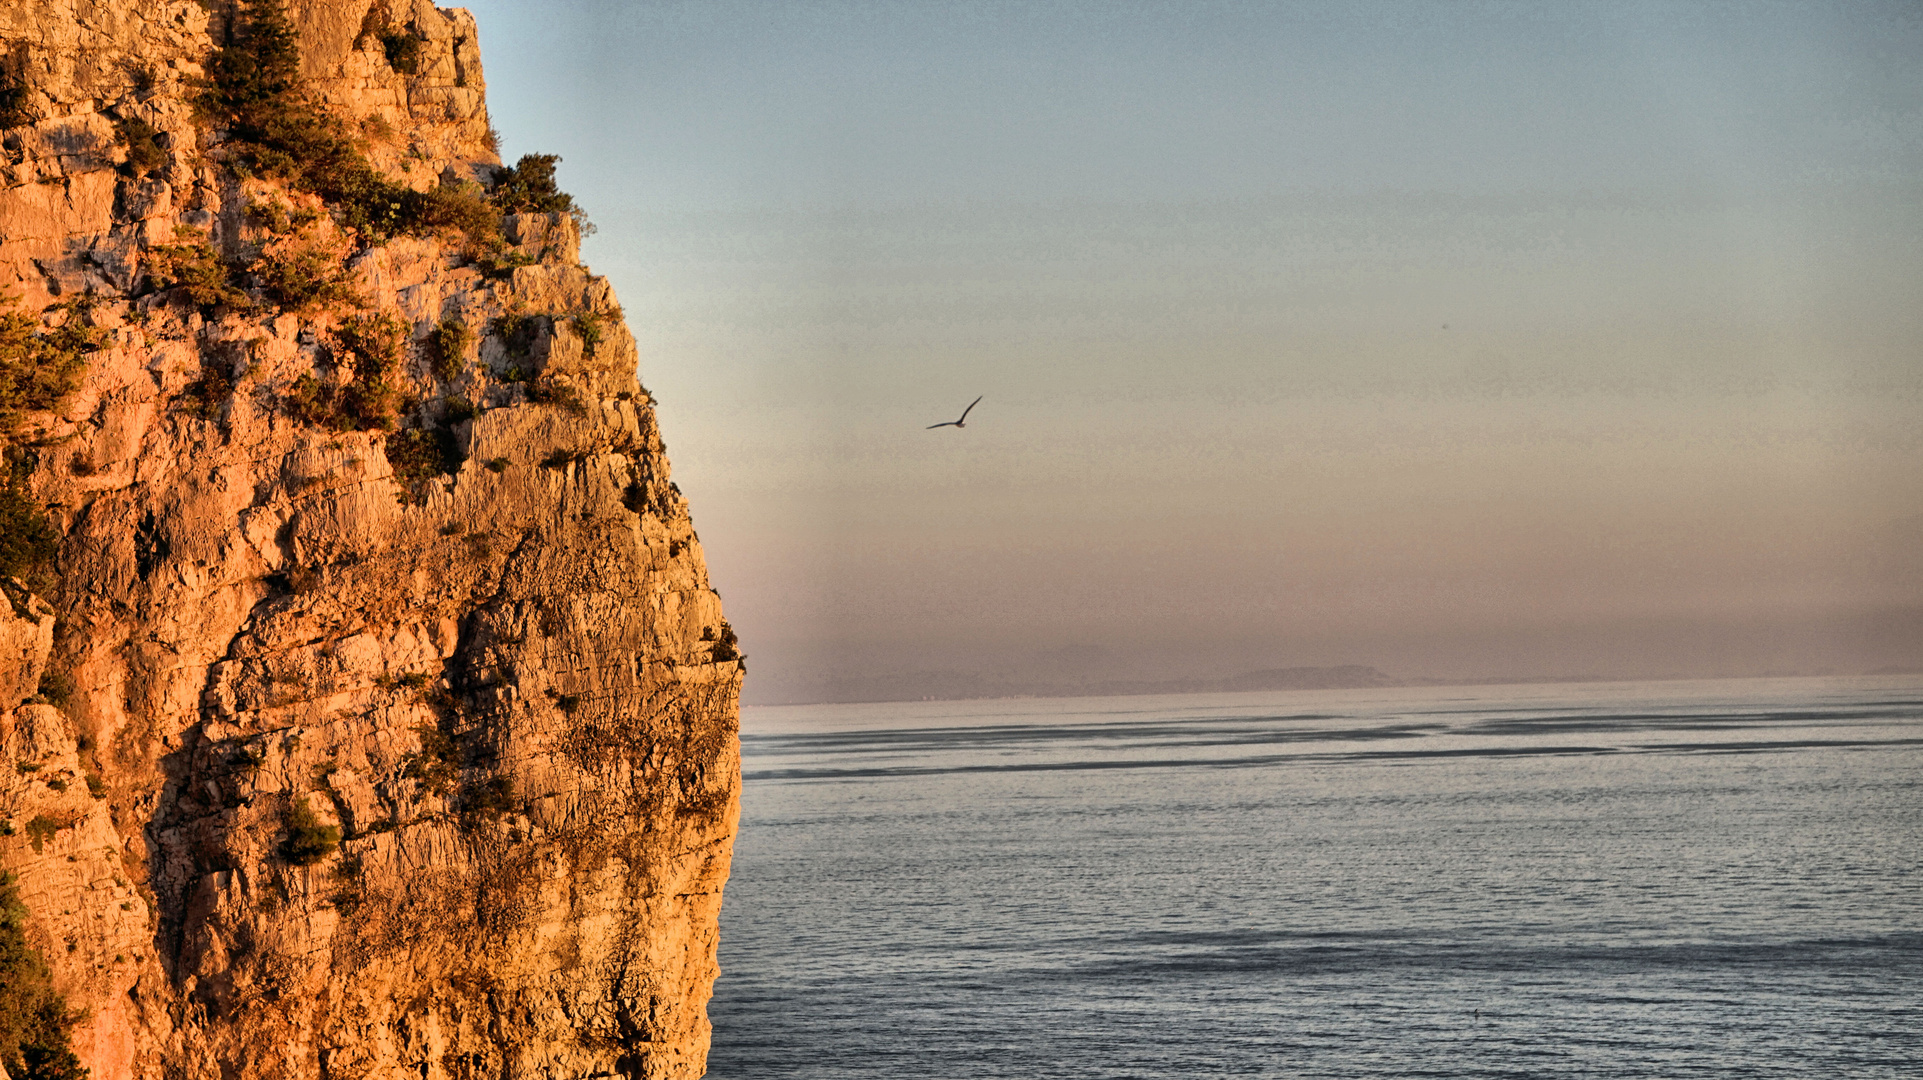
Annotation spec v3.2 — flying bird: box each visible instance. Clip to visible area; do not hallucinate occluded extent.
[926,395,983,430]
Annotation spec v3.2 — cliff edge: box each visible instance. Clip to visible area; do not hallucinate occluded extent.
[0,2,742,1077]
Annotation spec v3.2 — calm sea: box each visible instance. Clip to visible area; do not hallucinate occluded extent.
[706,677,1923,1078]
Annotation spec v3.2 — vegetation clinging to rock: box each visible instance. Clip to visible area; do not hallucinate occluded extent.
[282,797,341,866]
[380,29,423,76]
[490,154,593,236]
[430,318,472,382]
[0,43,34,130]
[387,426,462,503]
[0,875,85,1080]
[117,115,167,176]
[145,228,249,311]
[197,0,495,242]
[712,621,741,663]
[0,486,58,594]
[0,294,106,434]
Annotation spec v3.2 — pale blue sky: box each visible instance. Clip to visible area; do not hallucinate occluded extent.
[461,0,1922,701]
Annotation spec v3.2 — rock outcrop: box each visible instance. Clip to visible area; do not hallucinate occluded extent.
[0,3,742,1077]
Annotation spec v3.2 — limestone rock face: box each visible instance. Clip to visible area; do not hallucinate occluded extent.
[0,579,55,707]
[0,3,741,1078]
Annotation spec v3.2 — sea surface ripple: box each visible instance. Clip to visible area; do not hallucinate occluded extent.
[707,677,1923,1078]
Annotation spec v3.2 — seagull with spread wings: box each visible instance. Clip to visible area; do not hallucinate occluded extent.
[926,395,983,430]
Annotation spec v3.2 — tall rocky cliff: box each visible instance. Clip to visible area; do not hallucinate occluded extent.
[0,2,743,1077]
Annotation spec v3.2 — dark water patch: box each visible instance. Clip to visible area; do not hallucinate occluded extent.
[1039,935,1923,983]
[1638,737,1923,754]
[741,713,1364,754]
[744,742,1622,782]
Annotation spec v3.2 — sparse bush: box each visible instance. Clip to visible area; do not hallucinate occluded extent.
[430,318,471,382]
[490,154,592,236]
[473,245,536,280]
[23,816,62,855]
[255,233,358,311]
[262,565,321,595]
[0,487,59,590]
[0,43,36,129]
[0,872,87,1080]
[199,1,503,242]
[31,671,71,709]
[246,194,324,235]
[226,742,266,770]
[572,313,604,355]
[712,621,740,662]
[375,671,430,693]
[178,358,235,421]
[483,457,508,473]
[281,372,331,427]
[83,771,105,799]
[492,312,542,359]
[118,115,167,176]
[1,292,106,433]
[401,723,460,793]
[281,797,340,865]
[332,313,408,431]
[380,29,423,75]
[410,182,499,242]
[145,230,247,310]
[526,375,586,416]
[386,425,462,501]
[462,773,514,818]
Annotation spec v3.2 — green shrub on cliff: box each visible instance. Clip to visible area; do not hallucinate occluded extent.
[117,115,167,177]
[333,313,408,430]
[280,314,416,432]
[197,0,496,243]
[430,318,471,383]
[711,621,741,663]
[0,293,103,593]
[281,797,340,866]
[489,154,593,236]
[144,229,249,311]
[0,874,86,1080]
[0,293,105,433]
[0,43,36,130]
[387,425,462,504]
[380,29,423,76]
[0,485,58,590]
[255,234,359,312]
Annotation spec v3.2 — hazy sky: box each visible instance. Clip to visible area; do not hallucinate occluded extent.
[460,0,1922,702]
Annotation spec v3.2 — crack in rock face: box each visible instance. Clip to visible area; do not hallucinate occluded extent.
[0,3,742,1077]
